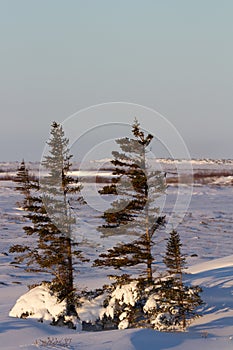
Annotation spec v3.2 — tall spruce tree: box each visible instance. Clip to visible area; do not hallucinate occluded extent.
[163,230,202,329]
[94,119,166,284]
[40,121,87,313]
[10,123,87,317]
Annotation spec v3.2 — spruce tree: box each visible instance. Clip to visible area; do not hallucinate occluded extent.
[40,121,86,313]
[13,160,32,207]
[10,122,87,318]
[10,161,40,268]
[94,119,166,284]
[163,229,186,277]
[163,230,202,329]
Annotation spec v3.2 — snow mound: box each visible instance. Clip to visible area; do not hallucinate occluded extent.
[188,255,233,274]
[9,285,66,322]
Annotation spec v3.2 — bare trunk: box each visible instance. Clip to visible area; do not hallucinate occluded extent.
[143,146,153,285]
[66,235,77,316]
[63,183,77,316]
[178,270,186,330]
[182,312,186,329]
[145,224,152,283]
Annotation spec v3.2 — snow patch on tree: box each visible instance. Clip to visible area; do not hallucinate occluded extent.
[100,281,139,329]
[77,293,107,324]
[109,281,138,307]
[118,318,129,330]
[143,293,160,313]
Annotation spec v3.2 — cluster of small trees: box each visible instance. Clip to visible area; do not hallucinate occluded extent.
[10,120,202,331]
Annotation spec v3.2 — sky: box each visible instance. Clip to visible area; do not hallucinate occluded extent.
[0,0,232,161]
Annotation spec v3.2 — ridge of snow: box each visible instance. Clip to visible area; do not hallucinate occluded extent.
[188,255,233,274]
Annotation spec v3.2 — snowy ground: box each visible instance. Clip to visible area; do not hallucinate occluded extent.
[0,160,233,349]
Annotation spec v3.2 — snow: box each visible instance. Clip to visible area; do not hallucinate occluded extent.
[143,294,159,312]
[118,318,129,330]
[77,293,106,323]
[1,260,233,349]
[111,281,138,307]
[188,255,233,275]
[0,160,233,349]
[98,281,140,329]
[9,284,66,322]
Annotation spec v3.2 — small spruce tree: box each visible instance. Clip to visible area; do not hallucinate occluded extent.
[162,230,202,329]
[13,160,32,207]
[10,161,40,269]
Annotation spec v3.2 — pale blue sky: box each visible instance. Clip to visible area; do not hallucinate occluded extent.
[0,0,232,160]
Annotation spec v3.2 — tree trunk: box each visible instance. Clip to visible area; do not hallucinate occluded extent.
[182,312,186,329]
[66,236,77,316]
[143,146,153,284]
[179,271,186,330]
[147,260,153,284]
[63,190,77,316]
[146,226,153,284]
